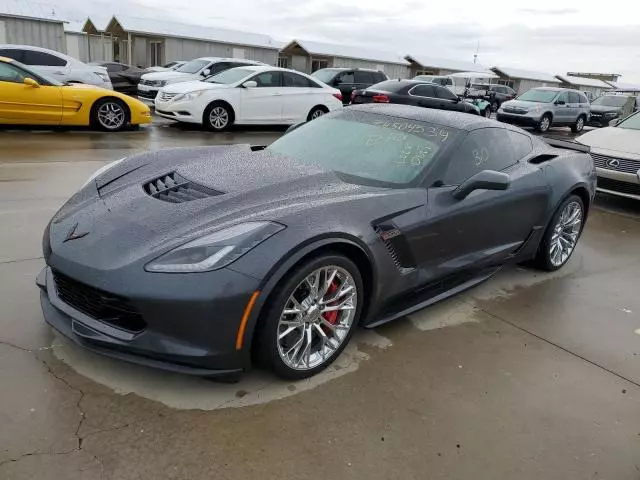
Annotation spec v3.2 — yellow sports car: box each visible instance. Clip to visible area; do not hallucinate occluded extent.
[0,56,151,131]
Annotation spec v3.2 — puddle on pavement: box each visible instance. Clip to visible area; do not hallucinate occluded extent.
[52,329,392,411]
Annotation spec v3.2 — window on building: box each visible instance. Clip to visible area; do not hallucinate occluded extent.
[443,128,526,185]
[277,56,289,68]
[21,50,67,67]
[149,41,163,67]
[311,59,329,72]
[232,48,245,59]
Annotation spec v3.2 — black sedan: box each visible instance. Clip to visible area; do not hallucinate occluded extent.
[38,105,596,380]
[352,79,480,115]
[89,62,146,94]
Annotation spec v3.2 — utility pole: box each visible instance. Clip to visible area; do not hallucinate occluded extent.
[473,40,479,64]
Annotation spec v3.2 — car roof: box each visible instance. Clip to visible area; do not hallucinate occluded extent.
[530,86,585,93]
[347,104,525,132]
[193,57,263,64]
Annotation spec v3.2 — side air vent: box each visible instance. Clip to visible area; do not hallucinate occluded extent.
[143,172,223,203]
[374,224,416,274]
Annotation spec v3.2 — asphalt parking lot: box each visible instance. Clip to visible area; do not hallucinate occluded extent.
[1,119,639,479]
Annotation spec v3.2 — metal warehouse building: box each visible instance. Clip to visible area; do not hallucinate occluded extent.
[100,15,279,68]
[279,39,410,78]
[405,55,490,77]
[491,66,561,94]
[0,0,65,51]
[555,74,612,97]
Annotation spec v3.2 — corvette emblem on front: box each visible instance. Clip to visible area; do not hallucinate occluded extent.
[63,223,89,242]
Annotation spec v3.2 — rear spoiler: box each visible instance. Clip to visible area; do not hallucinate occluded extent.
[542,137,591,153]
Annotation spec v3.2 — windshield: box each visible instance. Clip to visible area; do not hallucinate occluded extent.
[470,84,490,89]
[414,75,434,82]
[205,67,255,84]
[517,89,559,103]
[311,69,342,83]
[267,111,459,186]
[175,59,210,74]
[592,96,629,107]
[617,111,640,130]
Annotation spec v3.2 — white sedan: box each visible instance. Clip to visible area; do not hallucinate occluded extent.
[154,66,343,131]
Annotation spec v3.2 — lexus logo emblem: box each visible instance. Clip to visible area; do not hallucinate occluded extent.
[606,158,620,169]
[63,223,89,243]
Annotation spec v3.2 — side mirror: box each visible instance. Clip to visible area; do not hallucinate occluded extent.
[285,122,305,134]
[609,118,621,127]
[201,68,211,76]
[24,77,40,88]
[555,99,565,105]
[242,80,258,88]
[452,170,510,200]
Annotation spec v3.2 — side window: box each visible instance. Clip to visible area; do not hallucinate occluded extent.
[106,63,126,72]
[282,72,319,88]
[250,71,282,87]
[336,72,354,84]
[374,72,386,82]
[435,85,458,100]
[568,92,580,104]
[579,93,589,104]
[208,62,231,76]
[505,131,532,159]
[0,49,24,62]
[443,129,522,185]
[22,50,67,67]
[556,92,569,104]
[354,71,373,84]
[506,87,516,95]
[0,62,26,83]
[410,84,436,98]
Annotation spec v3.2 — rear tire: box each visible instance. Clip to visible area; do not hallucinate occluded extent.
[483,107,492,118]
[533,194,585,271]
[203,102,233,132]
[491,100,499,112]
[536,114,552,133]
[91,98,129,132]
[256,254,363,380]
[571,115,585,133]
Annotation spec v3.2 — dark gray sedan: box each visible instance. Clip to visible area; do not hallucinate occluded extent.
[38,105,596,380]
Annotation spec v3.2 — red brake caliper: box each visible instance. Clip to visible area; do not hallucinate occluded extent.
[322,281,340,326]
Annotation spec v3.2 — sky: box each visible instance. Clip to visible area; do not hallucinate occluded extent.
[54,0,640,82]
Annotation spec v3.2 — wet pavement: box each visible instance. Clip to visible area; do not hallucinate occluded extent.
[1,121,639,479]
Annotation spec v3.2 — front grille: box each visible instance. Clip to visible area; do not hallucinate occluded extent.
[503,107,527,114]
[139,79,155,86]
[592,153,640,174]
[52,270,146,332]
[137,89,157,99]
[597,177,640,196]
[143,172,224,203]
[158,91,177,102]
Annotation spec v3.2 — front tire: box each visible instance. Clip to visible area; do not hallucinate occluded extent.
[533,194,585,271]
[536,114,552,133]
[256,254,363,380]
[307,106,327,121]
[571,115,585,133]
[491,100,499,112]
[483,107,492,118]
[203,102,233,131]
[91,98,128,131]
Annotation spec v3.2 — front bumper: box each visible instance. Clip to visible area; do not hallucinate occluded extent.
[154,100,202,124]
[496,112,540,127]
[595,168,640,200]
[587,114,618,127]
[37,265,260,377]
[137,86,159,105]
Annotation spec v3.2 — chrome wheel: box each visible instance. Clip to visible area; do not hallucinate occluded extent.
[97,102,126,130]
[209,106,229,130]
[311,108,325,120]
[549,200,582,267]
[276,266,357,371]
[539,116,551,132]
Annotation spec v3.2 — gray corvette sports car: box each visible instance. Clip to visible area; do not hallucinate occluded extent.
[38,105,596,380]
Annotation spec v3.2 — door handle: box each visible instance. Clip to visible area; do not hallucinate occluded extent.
[54,71,65,75]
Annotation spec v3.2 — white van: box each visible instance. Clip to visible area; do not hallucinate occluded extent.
[437,71,499,97]
[137,57,265,104]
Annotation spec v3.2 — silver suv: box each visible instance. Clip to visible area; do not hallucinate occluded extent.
[497,87,591,133]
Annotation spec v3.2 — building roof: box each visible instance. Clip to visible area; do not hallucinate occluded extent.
[83,16,112,32]
[63,20,85,33]
[606,81,640,92]
[491,66,561,83]
[405,54,490,73]
[555,74,612,89]
[108,15,279,50]
[0,0,62,22]
[283,39,410,66]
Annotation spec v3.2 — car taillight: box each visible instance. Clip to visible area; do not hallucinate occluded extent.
[333,92,343,101]
[372,94,390,103]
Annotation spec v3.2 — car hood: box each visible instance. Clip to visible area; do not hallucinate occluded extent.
[161,81,232,94]
[501,99,546,110]
[46,145,391,270]
[590,105,622,114]
[140,71,193,81]
[577,127,640,157]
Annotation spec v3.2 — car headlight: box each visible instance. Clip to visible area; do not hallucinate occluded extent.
[145,221,285,273]
[173,90,205,102]
[95,72,110,82]
[157,80,167,87]
[81,157,126,189]
[529,105,542,113]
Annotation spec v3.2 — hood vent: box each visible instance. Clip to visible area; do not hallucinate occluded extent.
[143,172,223,203]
